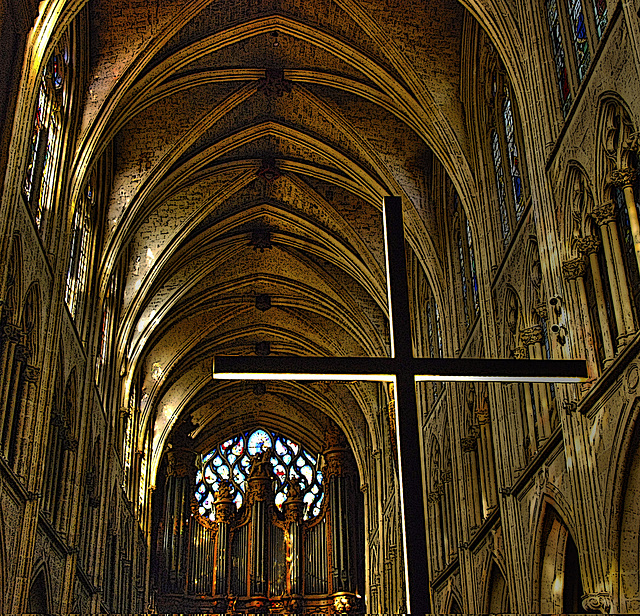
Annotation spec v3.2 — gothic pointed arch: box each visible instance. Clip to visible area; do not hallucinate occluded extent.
[26,562,51,614]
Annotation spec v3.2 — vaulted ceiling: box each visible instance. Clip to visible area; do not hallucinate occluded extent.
[66,0,498,479]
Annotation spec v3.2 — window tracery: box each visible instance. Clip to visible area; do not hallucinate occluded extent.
[65,173,94,320]
[196,428,324,522]
[544,0,608,115]
[484,59,529,249]
[23,32,69,237]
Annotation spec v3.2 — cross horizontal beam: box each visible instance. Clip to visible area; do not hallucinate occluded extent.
[212,355,588,383]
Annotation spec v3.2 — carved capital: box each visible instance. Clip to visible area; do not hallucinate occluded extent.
[592,202,616,225]
[441,470,452,484]
[581,592,611,613]
[23,365,40,383]
[611,167,637,188]
[2,323,21,343]
[427,490,441,503]
[575,235,601,256]
[534,302,548,321]
[562,257,586,280]
[513,346,528,360]
[14,344,31,364]
[63,435,79,452]
[520,326,543,347]
[460,436,477,452]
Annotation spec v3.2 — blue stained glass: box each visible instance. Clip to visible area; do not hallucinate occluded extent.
[502,88,524,221]
[301,465,313,483]
[491,130,511,245]
[275,439,287,456]
[546,0,572,113]
[248,429,272,454]
[232,442,243,456]
[567,0,591,80]
[196,428,325,521]
[274,464,286,482]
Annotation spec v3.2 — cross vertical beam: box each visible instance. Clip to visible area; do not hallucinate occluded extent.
[384,196,430,613]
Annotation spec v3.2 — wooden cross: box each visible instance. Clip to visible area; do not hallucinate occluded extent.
[213,196,587,613]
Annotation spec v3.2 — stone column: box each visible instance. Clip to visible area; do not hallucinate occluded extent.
[2,343,28,459]
[430,488,445,570]
[514,346,538,456]
[476,388,497,513]
[461,433,482,528]
[520,326,551,439]
[442,470,456,562]
[562,256,601,376]
[0,324,21,434]
[59,432,79,534]
[14,365,40,476]
[612,167,640,274]
[593,202,635,344]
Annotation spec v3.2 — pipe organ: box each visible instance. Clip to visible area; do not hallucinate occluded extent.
[155,429,363,613]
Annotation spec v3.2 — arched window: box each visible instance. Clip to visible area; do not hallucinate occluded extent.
[65,171,95,320]
[23,31,70,237]
[196,428,324,520]
[487,70,529,246]
[544,0,608,115]
[452,192,480,328]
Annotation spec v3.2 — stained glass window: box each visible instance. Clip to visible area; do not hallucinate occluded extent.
[491,130,511,246]
[567,0,591,80]
[502,87,524,221]
[23,40,67,233]
[65,180,93,318]
[592,0,607,38]
[196,429,324,522]
[546,0,572,114]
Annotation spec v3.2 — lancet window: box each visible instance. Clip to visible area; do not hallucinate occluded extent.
[65,173,94,320]
[544,0,608,115]
[487,68,529,247]
[23,32,69,237]
[452,193,480,329]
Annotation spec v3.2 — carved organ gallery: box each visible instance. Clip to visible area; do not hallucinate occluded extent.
[154,428,363,613]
